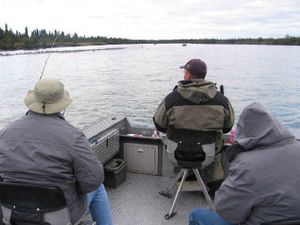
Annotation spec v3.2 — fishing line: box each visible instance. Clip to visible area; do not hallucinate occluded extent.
[39,35,59,80]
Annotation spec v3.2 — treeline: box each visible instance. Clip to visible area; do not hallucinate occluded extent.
[1,24,300,50]
[155,36,300,46]
[0,24,139,50]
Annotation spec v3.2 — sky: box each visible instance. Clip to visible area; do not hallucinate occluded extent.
[0,0,299,39]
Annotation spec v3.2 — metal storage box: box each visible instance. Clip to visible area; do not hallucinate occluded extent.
[124,143,158,175]
[90,129,119,164]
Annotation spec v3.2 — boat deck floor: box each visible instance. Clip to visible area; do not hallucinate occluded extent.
[107,172,208,225]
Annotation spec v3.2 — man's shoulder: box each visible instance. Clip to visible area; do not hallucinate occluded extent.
[212,91,232,110]
[163,89,232,111]
[2,115,27,130]
[164,88,184,110]
[232,149,268,173]
[6,113,83,137]
[164,87,179,99]
[48,117,84,138]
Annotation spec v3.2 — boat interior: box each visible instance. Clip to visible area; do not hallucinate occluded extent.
[83,117,230,225]
[1,117,299,225]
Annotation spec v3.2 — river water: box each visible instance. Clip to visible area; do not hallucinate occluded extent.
[0,44,299,137]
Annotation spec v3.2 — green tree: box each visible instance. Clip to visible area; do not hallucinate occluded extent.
[25,27,28,37]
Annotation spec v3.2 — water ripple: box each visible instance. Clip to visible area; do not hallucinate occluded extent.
[0,44,300,137]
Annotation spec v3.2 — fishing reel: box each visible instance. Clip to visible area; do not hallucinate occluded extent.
[220,84,225,95]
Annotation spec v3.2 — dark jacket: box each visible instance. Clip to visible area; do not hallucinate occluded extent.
[154,79,234,147]
[0,111,104,224]
[215,103,300,225]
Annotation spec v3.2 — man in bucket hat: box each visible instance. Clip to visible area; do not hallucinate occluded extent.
[24,79,73,114]
[154,59,235,194]
[0,79,113,225]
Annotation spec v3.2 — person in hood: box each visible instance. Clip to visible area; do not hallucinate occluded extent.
[189,102,300,225]
[0,79,113,225]
[153,59,235,192]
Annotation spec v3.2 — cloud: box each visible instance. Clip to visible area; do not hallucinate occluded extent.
[0,0,299,39]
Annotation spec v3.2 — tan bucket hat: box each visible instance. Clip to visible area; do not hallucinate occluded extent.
[24,79,73,114]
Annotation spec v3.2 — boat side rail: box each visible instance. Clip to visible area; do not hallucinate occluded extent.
[262,220,300,225]
[82,117,233,177]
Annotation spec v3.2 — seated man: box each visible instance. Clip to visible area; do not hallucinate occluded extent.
[153,59,234,191]
[0,79,113,225]
[189,102,300,225]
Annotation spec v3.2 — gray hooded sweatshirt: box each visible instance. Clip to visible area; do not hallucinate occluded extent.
[215,103,300,224]
[0,111,104,224]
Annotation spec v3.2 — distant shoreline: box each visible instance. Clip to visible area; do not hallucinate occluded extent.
[1,41,300,56]
[1,25,299,52]
[0,46,125,57]
[1,39,300,53]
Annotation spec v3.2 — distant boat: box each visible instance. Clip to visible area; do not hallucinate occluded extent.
[182,43,187,46]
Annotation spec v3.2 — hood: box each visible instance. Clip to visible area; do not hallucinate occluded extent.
[176,79,217,103]
[234,102,294,150]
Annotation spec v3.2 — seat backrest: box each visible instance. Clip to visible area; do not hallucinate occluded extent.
[175,138,205,161]
[0,182,71,225]
[174,136,209,168]
[171,130,217,168]
[262,220,300,225]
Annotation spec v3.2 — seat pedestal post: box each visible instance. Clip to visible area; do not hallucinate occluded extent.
[163,168,215,220]
[193,169,215,211]
[159,169,184,198]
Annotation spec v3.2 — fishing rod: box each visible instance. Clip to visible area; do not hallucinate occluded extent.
[39,34,60,80]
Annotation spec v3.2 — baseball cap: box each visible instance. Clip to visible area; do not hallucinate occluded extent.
[180,59,207,78]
